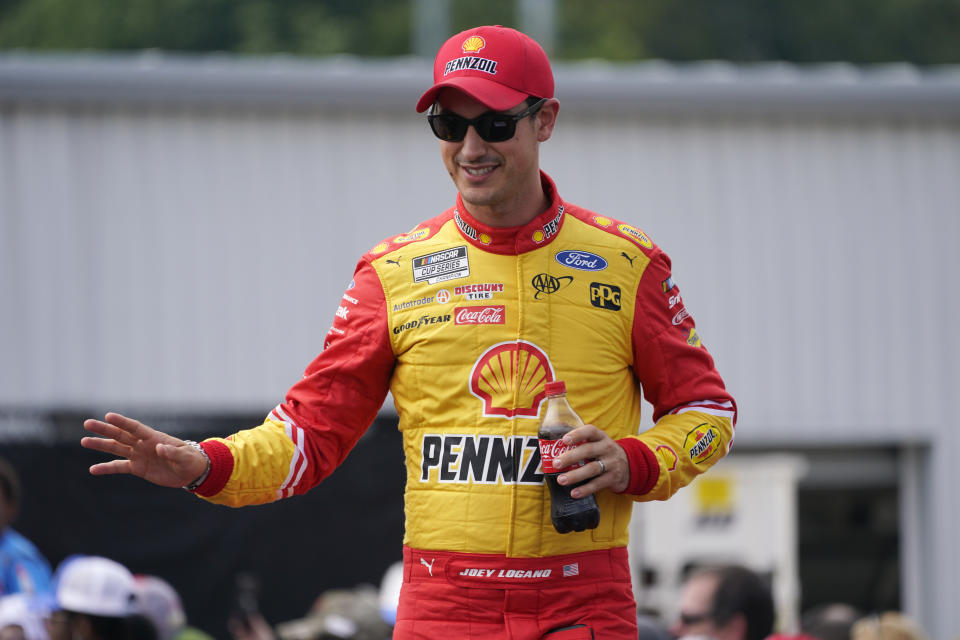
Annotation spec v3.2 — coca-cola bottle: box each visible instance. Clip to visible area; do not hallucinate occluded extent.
[538,380,600,533]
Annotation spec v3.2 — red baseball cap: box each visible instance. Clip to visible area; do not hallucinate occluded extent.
[415,25,554,113]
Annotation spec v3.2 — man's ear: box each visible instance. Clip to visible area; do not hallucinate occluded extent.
[535,99,559,142]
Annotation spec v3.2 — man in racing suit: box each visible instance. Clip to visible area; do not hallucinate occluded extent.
[82,25,736,640]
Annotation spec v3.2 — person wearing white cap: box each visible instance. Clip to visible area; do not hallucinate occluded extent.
[132,575,212,640]
[52,556,136,640]
[82,24,737,640]
[0,593,50,640]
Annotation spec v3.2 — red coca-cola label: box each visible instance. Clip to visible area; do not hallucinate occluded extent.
[455,305,505,325]
[538,438,584,474]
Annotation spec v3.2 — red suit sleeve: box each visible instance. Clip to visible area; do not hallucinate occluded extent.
[277,259,396,491]
[194,259,395,503]
[616,249,737,499]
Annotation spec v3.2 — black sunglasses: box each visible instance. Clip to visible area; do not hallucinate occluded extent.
[678,611,713,626]
[428,98,547,142]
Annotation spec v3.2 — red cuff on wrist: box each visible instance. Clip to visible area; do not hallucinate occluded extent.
[194,440,234,497]
[615,438,659,495]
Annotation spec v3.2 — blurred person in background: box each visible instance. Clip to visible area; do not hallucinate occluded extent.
[133,575,212,640]
[376,561,401,631]
[800,602,860,640]
[124,614,159,640]
[849,611,927,640]
[81,23,736,640]
[669,565,774,640]
[51,555,138,640]
[634,613,671,640]
[226,585,391,640]
[273,586,391,640]
[0,459,52,598]
[0,593,50,640]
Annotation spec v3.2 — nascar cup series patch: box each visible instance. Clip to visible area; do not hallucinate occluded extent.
[412,246,470,284]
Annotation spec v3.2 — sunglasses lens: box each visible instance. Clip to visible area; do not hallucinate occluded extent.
[679,612,710,626]
[475,115,515,142]
[429,115,468,141]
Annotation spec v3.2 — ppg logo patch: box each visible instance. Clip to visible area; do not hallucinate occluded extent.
[590,282,621,311]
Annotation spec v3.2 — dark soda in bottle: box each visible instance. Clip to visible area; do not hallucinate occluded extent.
[538,380,600,533]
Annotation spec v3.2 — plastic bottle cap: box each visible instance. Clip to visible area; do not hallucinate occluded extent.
[544,381,566,395]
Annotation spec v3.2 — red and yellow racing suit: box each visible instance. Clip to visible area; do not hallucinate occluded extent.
[193,172,736,639]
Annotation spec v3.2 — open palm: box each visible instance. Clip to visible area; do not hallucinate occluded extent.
[82,413,207,488]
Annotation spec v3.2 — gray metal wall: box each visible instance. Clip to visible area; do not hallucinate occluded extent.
[1,55,958,637]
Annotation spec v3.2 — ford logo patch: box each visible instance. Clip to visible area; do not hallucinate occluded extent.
[554,250,608,271]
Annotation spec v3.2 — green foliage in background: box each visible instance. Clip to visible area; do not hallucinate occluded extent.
[0,0,411,56]
[1,0,958,64]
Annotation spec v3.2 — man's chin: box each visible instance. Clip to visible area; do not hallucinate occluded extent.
[457,185,500,210]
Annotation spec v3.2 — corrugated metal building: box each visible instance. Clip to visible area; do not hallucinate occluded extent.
[1,54,958,637]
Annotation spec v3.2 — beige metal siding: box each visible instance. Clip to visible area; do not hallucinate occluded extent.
[547,115,960,439]
[1,105,447,409]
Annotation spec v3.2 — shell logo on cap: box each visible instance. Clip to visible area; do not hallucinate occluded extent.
[470,340,554,419]
[462,35,486,54]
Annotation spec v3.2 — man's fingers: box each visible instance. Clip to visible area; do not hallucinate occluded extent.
[561,425,599,445]
[83,419,140,448]
[103,412,152,439]
[89,459,133,476]
[556,441,604,470]
[80,436,132,458]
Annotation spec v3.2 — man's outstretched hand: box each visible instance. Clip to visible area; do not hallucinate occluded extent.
[82,413,207,488]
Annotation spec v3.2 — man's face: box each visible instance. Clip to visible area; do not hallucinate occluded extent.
[671,573,724,640]
[434,90,555,225]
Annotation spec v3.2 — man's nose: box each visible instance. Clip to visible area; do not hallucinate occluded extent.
[459,124,487,159]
